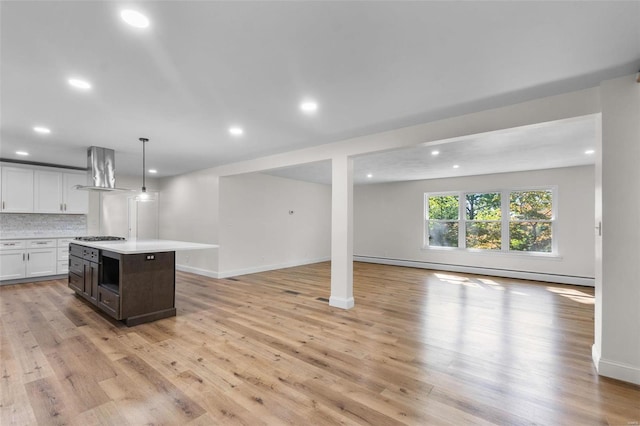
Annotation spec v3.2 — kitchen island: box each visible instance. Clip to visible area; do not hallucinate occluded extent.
[69,239,217,326]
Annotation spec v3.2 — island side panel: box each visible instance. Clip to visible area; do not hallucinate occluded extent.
[119,251,176,322]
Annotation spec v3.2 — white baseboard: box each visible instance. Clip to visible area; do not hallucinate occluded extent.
[329,296,355,309]
[177,257,330,280]
[217,257,330,279]
[596,355,640,385]
[354,256,595,286]
[176,264,220,279]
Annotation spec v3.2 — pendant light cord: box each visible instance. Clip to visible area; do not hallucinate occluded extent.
[140,137,149,192]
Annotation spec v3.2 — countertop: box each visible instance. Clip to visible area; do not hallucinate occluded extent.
[71,239,218,254]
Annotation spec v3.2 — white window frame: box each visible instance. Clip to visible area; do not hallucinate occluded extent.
[423,186,558,256]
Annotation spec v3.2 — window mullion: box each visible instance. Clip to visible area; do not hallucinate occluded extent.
[459,192,466,248]
[501,190,509,252]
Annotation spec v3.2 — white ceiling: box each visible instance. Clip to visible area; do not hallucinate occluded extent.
[264,114,599,185]
[1,2,638,179]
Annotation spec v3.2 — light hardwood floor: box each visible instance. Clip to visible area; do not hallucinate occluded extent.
[1,262,639,425]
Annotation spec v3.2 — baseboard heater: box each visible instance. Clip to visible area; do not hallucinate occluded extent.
[354,255,595,287]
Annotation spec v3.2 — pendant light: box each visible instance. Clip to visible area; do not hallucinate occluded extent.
[135,137,155,202]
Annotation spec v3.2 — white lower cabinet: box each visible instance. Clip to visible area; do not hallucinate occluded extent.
[0,250,26,280]
[57,238,72,274]
[26,248,57,277]
[0,239,58,281]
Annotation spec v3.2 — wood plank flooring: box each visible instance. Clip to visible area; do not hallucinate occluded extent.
[1,262,639,425]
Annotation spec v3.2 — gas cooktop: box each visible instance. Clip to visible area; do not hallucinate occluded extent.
[74,236,126,242]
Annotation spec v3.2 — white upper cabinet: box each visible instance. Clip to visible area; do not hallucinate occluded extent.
[34,170,64,213]
[1,167,34,212]
[62,173,88,214]
[2,166,87,214]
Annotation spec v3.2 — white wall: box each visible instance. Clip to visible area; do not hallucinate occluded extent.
[158,169,219,276]
[595,74,640,384]
[354,166,595,284]
[218,173,331,277]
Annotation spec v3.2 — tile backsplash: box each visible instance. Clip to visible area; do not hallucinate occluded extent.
[0,213,87,238]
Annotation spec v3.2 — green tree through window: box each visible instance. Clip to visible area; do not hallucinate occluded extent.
[426,195,459,247]
[509,190,553,252]
[466,193,501,250]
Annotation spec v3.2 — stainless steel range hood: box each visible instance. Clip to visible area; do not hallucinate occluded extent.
[74,146,130,191]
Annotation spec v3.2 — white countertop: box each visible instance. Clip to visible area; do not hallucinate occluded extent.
[1,234,86,241]
[71,239,218,254]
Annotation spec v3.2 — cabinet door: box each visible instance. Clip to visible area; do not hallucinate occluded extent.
[1,167,34,212]
[89,261,99,303]
[26,249,57,277]
[0,250,26,280]
[34,170,63,213]
[63,173,88,214]
[82,260,99,304]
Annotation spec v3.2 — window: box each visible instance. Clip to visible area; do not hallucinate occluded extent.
[465,193,501,250]
[509,190,553,252]
[424,188,555,254]
[425,194,459,247]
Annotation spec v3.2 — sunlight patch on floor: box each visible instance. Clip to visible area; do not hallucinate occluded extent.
[546,286,594,304]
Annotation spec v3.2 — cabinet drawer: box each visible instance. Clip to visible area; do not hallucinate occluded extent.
[97,286,120,319]
[0,240,26,251]
[57,247,69,261]
[69,255,83,275]
[57,238,74,248]
[68,272,83,293]
[69,243,83,257]
[27,239,56,248]
[57,260,68,274]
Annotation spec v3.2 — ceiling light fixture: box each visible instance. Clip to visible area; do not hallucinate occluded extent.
[136,138,155,202]
[68,78,92,90]
[16,151,29,156]
[148,169,158,174]
[453,164,460,169]
[300,100,318,114]
[229,127,244,136]
[431,150,439,156]
[120,9,150,28]
[33,126,51,134]
[585,149,595,155]
[367,173,373,178]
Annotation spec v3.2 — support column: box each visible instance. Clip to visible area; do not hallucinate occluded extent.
[595,73,640,385]
[330,155,354,309]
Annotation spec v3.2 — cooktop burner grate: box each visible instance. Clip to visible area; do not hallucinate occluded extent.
[74,236,126,242]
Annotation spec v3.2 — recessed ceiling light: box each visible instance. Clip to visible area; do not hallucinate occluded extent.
[16,151,29,156]
[367,173,373,178]
[68,78,92,90]
[300,100,318,114]
[120,9,150,28]
[585,149,595,155]
[148,169,157,174]
[33,126,51,134]
[431,150,439,156]
[453,164,460,169]
[229,127,244,136]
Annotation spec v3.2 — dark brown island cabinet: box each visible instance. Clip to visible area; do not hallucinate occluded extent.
[69,243,177,326]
